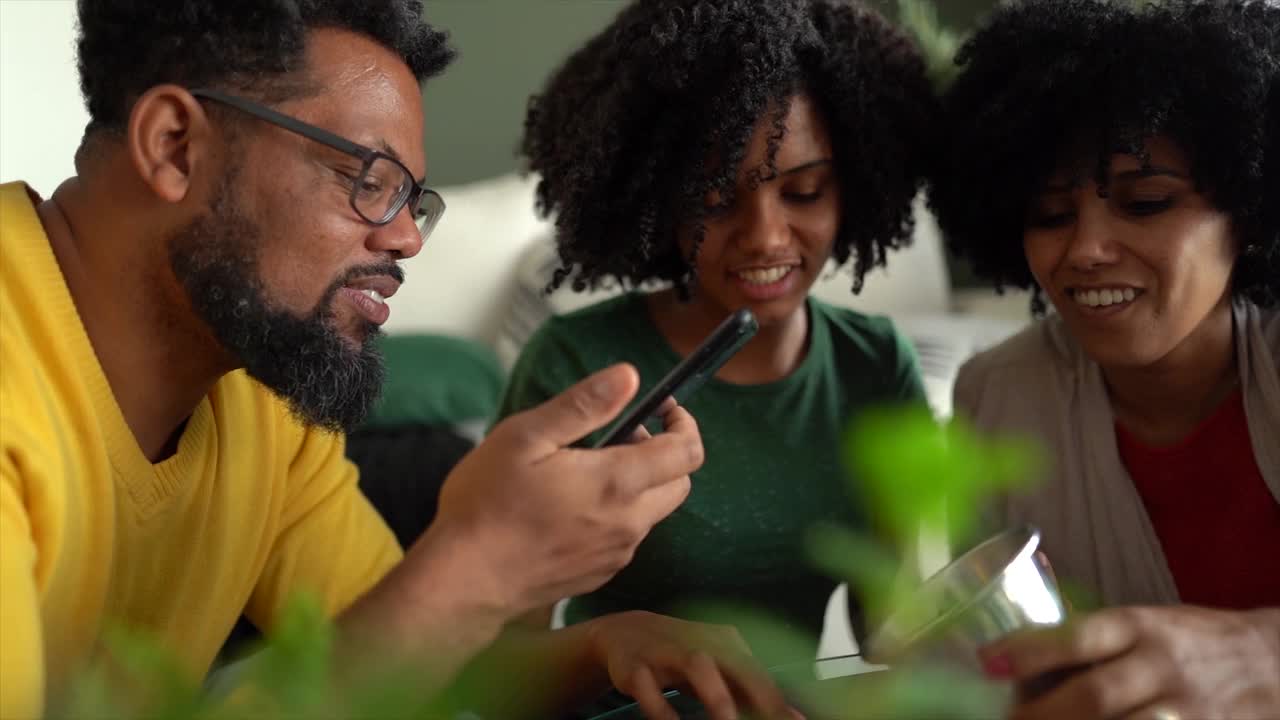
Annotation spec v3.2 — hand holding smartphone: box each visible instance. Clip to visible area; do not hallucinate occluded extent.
[593,308,758,448]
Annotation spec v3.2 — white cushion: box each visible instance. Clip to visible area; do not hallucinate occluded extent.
[383,173,553,345]
[493,231,669,369]
[808,195,951,317]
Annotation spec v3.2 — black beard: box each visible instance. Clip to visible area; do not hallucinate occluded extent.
[167,180,395,433]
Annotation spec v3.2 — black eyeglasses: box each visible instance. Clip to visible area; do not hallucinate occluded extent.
[190,88,445,241]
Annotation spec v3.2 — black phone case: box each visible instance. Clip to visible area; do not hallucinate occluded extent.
[593,307,758,447]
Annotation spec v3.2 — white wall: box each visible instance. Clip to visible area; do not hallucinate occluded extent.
[0,0,86,197]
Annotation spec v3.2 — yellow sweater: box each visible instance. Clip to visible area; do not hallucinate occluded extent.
[0,182,403,718]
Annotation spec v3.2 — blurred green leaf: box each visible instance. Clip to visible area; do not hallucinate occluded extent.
[844,405,1042,549]
[1060,579,1102,616]
[894,0,964,90]
[96,624,206,720]
[677,601,818,673]
[806,523,905,624]
[832,664,1005,720]
[53,660,125,719]
[236,593,335,716]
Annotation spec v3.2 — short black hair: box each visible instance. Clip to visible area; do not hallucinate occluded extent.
[76,0,454,136]
[521,0,938,295]
[929,0,1280,310]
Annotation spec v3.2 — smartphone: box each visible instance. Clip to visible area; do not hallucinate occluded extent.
[593,307,758,448]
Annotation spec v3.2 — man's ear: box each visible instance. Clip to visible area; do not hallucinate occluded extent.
[126,85,216,204]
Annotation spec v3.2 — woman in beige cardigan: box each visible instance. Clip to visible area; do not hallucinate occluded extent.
[930,1,1280,719]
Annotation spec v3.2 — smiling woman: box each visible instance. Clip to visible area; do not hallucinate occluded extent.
[1019,136,1240,377]
[934,1,1280,719]
[495,0,939,716]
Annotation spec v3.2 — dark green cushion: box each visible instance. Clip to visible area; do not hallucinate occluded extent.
[365,334,505,429]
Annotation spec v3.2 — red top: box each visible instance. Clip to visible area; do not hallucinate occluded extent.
[1116,388,1280,609]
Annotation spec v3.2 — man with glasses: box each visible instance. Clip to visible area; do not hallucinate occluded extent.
[0,2,712,717]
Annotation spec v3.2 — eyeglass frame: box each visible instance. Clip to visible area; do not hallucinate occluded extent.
[189,87,444,238]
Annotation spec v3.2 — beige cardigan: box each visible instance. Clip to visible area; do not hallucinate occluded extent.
[953,302,1280,606]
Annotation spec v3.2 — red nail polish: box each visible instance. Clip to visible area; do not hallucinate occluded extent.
[982,653,1013,678]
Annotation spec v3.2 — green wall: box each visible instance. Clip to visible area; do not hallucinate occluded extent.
[421,2,625,186]
[421,0,998,187]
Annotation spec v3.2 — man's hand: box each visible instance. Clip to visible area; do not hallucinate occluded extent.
[338,364,701,689]
[583,611,803,720]
[980,605,1280,720]
[424,363,700,615]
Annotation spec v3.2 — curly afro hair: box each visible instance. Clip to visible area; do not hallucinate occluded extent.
[76,0,454,137]
[929,0,1280,311]
[521,0,938,295]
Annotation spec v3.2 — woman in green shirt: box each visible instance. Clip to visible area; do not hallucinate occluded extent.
[499,0,936,713]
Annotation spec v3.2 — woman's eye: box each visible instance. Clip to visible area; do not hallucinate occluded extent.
[1027,208,1074,228]
[1123,197,1174,217]
[784,190,823,204]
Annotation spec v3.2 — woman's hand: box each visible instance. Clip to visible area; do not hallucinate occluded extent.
[980,605,1280,720]
[583,610,805,720]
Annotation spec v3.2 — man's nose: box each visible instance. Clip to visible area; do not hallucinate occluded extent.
[369,203,425,260]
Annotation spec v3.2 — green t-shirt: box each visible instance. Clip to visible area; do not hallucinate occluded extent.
[497,293,926,659]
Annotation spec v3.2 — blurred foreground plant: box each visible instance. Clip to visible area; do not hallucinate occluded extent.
[57,594,444,720]
[694,404,1046,719]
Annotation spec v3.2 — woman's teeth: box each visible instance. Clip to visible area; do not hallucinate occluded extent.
[737,266,792,285]
[1073,287,1138,308]
[360,288,386,304]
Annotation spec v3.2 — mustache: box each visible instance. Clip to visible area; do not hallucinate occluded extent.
[313,261,405,317]
[337,261,405,287]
